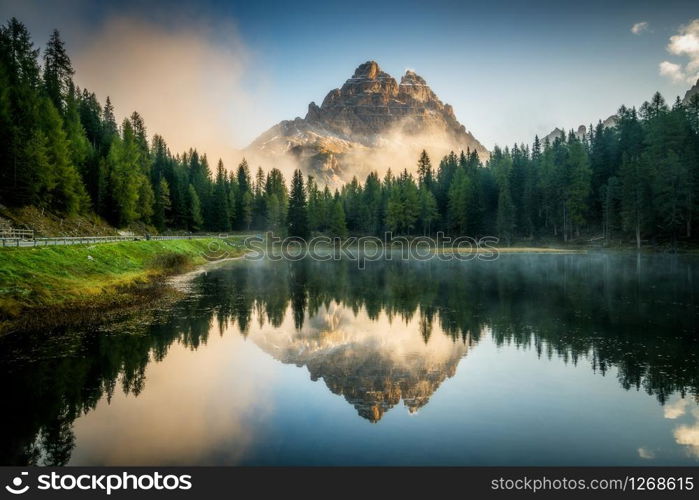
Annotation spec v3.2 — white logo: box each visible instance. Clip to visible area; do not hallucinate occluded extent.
[5,472,29,495]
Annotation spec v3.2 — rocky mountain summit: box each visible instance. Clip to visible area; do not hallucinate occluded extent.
[247,61,488,184]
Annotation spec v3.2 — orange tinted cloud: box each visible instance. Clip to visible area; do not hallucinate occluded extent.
[73,14,272,168]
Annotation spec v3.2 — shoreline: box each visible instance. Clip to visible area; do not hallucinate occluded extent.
[2,242,695,336]
[0,239,246,335]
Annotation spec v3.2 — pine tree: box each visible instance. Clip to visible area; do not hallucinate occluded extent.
[418,185,438,235]
[435,151,458,226]
[564,138,592,239]
[21,130,50,206]
[137,179,155,223]
[328,195,348,238]
[42,29,73,113]
[342,176,363,231]
[212,159,231,231]
[307,175,322,232]
[264,168,288,234]
[186,183,203,231]
[234,159,252,230]
[362,171,382,235]
[385,169,419,234]
[63,83,90,178]
[240,190,253,230]
[600,176,621,243]
[0,18,42,207]
[417,149,434,189]
[620,155,651,248]
[101,97,117,142]
[492,149,515,244]
[252,166,266,229]
[287,169,309,238]
[153,177,171,230]
[447,168,470,234]
[38,96,89,214]
[265,194,283,234]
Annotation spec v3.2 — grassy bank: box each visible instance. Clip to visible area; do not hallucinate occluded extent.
[0,238,243,328]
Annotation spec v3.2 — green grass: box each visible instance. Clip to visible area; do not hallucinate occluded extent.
[0,238,243,320]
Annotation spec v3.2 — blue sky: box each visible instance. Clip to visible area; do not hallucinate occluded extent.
[2,0,698,155]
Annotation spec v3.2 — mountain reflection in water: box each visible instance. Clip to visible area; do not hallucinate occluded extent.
[1,253,698,465]
[249,302,472,422]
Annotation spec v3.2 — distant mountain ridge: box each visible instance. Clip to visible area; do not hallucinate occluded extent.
[543,115,618,144]
[247,61,488,184]
[542,78,699,144]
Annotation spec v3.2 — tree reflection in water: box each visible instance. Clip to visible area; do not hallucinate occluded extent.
[1,253,698,465]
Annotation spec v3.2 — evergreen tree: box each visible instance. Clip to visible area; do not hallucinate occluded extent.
[42,29,73,113]
[63,83,90,179]
[447,167,470,234]
[328,195,348,238]
[287,169,309,238]
[153,177,171,230]
[418,185,438,235]
[186,183,203,231]
[385,169,419,234]
[240,190,253,230]
[234,159,252,230]
[212,159,231,231]
[362,171,383,235]
[252,166,266,229]
[342,176,363,231]
[264,168,288,234]
[38,96,88,214]
[563,137,592,239]
[620,155,651,248]
[492,148,516,244]
[0,18,42,206]
[307,175,322,232]
[417,149,434,189]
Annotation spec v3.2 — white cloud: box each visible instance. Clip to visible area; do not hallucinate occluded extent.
[659,19,699,84]
[659,61,685,82]
[637,447,655,459]
[631,22,649,35]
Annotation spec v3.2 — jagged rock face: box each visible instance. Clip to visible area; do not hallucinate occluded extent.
[683,78,699,105]
[247,61,488,185]
[308,61,469,143]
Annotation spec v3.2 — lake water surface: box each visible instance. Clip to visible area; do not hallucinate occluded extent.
[2,252,699,465]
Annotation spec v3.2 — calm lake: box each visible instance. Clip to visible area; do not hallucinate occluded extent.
[2,252,699,465]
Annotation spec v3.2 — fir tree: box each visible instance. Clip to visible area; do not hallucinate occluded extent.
[287,169,309,238]
[42,29,73,113]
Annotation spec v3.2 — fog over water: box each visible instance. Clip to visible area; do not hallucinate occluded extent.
[1,252,698,465]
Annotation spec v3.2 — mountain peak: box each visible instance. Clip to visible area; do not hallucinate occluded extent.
[248,60,488,185]
[401,70,427,86]
[352,60,384,79]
